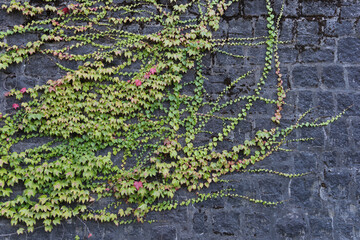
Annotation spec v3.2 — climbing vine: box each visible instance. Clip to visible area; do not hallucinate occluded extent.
[0,0,345,236]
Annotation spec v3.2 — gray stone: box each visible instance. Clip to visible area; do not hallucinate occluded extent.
[338,38,360,63]
[151,226,177,240]
[294,151,317,172]
[322,65,345,89]
[228,19,252,38]
[24,54,59,78]
[297,20,319,45]
[300,48,334,63]
[347,67,360,89]
[224,2,240,18]
[302,1,337,17]
[279,18,295,41]
[278,47,298,63]
[212,211,239,235]
[254,18,268,37]
[276,212,307,238]
[315,91,336,115]
[274,0,299,17]
[193,212,207,234]
[341,4,360,18]
[292,66,319,88]
[244,0,267,16]
[309,217,332,239]
[324,19,353,37]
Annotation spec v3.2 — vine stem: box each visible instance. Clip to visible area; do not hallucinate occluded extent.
[76,216,92,237]
[0,225,44,237]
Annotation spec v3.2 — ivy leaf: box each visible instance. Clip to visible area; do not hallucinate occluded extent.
[134,181,143,191]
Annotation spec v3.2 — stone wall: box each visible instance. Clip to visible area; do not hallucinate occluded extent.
[0,0,359,239]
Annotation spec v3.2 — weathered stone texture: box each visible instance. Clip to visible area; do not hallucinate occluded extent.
[0,0,360,239]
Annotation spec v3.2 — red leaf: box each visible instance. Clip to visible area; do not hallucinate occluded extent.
[134,79,142,87]
[20,88,26,94]
[12,103,19,109]
[134,181,143,191]
[62,7,70,14]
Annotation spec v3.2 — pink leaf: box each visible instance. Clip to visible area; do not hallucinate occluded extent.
[149,67,156,75]
[20,88,26,94]
[144,73,150,79]
[49,86,56,92]
[134,181,143,191]
[135,79,142,87]
[12,103,19,109]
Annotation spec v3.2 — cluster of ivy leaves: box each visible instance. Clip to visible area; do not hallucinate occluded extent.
[0,0,345,235]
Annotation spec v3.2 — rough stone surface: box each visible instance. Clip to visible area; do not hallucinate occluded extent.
[0,0,360,240]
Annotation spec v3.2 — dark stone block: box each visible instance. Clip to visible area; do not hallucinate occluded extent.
[302,1,336,17]
[204,118,223,135]
[309,217,332,239]
[347,67,360,90]
[290,178,314,204]
[346,151,360,166]
[329,119,349,149]
[338,38,360,63]
[151,226,177,240]
[322,65,345,89]
[300,48,334,63]
[6,33,38,47]
[254,18,268,37]
[322,151,338,168]
[274,0,299,17]
[195,196,225,210]
[228,19,252,38]
[276,212,307,238]
[325,170,351,188]
[299,127,325,150]
[142,24,163,34]
[242,213,271,239]
[315,91,335,115]
[351,118,360,148]
[321,38,336,47]
[122,24,140,34]
[247,47,266,65]
[292,66,319,88]
[212,211,240,235]
[224,2,240,18]
[294,151,317,172]
[324,169,351,200]
[250,95,273,115]
[356,21,360,36]
[193,212,207,234]
[297,20,319,45]
[25,54,59,78]
[324,19,353,37]
[205,74,226,84]
[279,18,295,41]
[258,177,288,202]
[336,93,360,116]
[244,0,267,16]
[0,10,25,27]
[333,220,354,240]
[341,5,360,18]
[212,19,228,38]
[214,46,245,66]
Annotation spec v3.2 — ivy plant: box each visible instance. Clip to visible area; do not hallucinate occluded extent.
[0,0,346,236]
